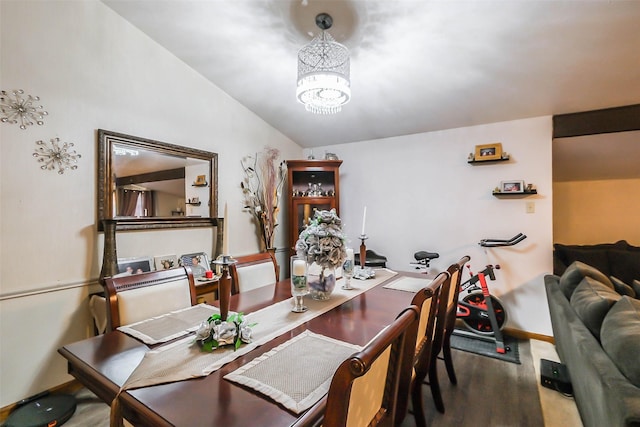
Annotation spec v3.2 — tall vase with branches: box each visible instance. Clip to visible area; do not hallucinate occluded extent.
[241,147,286,251]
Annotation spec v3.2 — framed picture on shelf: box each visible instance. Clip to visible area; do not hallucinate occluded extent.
[115,256,153,277]
[500,180,525,193]
[154,254,178,271]
[180,252,211,278]
[474,142,503,161]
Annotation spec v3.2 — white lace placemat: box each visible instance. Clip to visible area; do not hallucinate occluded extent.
[224,330,360,414]
[383,276,433,293]
[117,304,218,345]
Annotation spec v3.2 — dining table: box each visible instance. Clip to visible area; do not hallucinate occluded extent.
[58,269,432,426]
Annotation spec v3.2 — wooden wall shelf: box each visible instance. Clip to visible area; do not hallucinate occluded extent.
[492,190,538,197]
[468,158,510,165]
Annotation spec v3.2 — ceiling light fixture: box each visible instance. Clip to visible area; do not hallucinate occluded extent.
[296,13,350,115]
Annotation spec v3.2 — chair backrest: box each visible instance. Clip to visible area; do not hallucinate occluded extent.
[411,271,451,381]
[293,305,421,427]
[102,266,197,331]
[444,255,471,334]
[324,305,420,427]
[230,252,279,294]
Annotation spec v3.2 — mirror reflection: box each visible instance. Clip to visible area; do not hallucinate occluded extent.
[98,129,218,230]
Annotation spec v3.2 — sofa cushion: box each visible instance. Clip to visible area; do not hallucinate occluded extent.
[601,296,640,387]
[570,277,621,340]
[608,249,640,285]
[633,280,640,299]
[610,276,637,298]
[559,261,614,300]
[554,246,610,276]
[553,241,628,276]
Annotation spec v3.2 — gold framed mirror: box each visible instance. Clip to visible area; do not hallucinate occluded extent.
[97,129,218,231]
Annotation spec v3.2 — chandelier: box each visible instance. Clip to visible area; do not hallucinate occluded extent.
[296,13,351,114]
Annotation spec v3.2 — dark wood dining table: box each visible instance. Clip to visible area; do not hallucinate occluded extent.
[58,272,421,426]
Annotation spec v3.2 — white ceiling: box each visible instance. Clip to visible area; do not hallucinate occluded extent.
[102,0,640,148]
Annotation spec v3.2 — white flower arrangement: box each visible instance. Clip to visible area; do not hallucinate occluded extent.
[295,209,347,269]
[195,313,255,352]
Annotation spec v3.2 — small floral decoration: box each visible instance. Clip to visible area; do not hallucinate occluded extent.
[295,209,347,269]
[33,137,81,174]
[195,312,256,352]
[241,147,286,250]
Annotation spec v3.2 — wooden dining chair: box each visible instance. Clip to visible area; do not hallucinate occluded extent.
[408,271,450,427]
[293,305,421,427]
[439,255,471,386]
[102,266,197,331]
[420,267,456,415]
[229,252,279,294]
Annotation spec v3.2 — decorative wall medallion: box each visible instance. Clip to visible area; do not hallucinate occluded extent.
[33,138,81,174]
[1,89,48,129]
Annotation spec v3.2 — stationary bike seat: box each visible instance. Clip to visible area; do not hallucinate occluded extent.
[414,251,440,262]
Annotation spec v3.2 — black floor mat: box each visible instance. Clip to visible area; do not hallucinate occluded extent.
[450,329,520,364]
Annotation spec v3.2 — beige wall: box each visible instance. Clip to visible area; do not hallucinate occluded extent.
[0,0,301,407]
[553,178,640,245]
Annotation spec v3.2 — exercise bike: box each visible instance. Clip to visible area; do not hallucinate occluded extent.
[455,233,527,353]
[413,233,526,354]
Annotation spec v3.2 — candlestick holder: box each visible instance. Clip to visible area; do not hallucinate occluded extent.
[354,235,375,280]
[212,255,237,321]
[358,234,368,268]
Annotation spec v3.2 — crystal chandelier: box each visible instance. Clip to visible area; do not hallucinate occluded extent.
[297,13,351,115]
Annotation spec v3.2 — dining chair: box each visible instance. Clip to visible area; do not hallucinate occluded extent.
[439,255,471,386]
[408,271,450,427]
[229,252,279,294]
[293,305,421,427]
[427,256,470,413]
[420,267,456,415]
[102,266,197,331]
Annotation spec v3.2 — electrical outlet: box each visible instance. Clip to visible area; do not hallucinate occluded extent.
[526,201,535,214]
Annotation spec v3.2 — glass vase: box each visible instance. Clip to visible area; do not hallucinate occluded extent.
[307,263,337,301]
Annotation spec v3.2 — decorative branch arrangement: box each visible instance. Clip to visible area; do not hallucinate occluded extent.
[1,89,48,129]
[241,147,286,250]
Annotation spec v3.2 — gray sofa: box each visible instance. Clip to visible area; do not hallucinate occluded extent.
[545,262,640,427]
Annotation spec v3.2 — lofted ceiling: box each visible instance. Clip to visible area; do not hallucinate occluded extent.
[102,0,640,181]
[101,0,640,147]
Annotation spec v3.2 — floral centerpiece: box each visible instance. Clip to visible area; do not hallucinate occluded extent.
[241,147,286,251]
[195,312,255,352]
[295,209,347,300]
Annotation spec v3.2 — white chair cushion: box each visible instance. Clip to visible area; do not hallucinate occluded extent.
[89,294,108,334]
[237,262,277,293]
[117,278,192,326]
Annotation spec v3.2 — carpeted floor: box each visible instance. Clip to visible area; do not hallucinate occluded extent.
[530,340,583,427]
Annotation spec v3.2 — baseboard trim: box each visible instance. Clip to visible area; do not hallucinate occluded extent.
[504,327,554,344]
[0,380,82,422]
[453,319,555,344]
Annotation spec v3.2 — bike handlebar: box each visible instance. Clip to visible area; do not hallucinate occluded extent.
[479,233,527,247]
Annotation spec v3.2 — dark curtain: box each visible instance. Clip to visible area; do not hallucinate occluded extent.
[141,191,155,217]
[118,189,139,217]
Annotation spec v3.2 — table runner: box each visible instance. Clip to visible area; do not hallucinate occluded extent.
[117,304,218,344]
[383,276,433,293]
[224,330,361,414]
[110,269,397,426]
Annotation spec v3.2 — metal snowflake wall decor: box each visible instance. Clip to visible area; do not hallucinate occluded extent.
[33,138,81,174]
[1,89,48,129]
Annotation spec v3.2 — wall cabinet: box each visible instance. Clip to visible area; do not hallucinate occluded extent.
[286,160,342,254]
